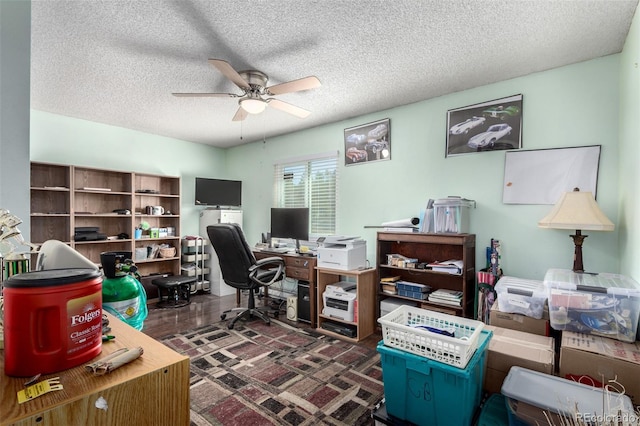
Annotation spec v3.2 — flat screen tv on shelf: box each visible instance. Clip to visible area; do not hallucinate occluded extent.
[195,177,242,207]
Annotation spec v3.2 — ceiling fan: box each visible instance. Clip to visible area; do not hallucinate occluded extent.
[172,59,321,121]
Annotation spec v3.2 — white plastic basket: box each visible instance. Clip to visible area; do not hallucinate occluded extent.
[378,305,484,369]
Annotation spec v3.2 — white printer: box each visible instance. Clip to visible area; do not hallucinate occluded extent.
[317,236,366,271]
[322,281,357,322]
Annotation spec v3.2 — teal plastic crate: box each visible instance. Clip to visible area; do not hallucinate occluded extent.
[477,394,509,426]
[377,329,492,426]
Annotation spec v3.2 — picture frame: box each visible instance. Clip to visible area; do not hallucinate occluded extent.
[344,118,390,165]
[446,94,523,157]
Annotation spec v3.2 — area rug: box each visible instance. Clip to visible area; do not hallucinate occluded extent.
[161,319,384,426]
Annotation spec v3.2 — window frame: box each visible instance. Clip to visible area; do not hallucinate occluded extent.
[273,151,338,240]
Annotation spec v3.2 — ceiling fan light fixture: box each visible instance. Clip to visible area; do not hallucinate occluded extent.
[240,98,267,114]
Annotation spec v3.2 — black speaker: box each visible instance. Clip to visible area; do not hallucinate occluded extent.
[297,281,311,323]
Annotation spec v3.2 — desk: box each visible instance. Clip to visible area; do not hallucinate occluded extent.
[253,250,317,328]
[1,313,190,426]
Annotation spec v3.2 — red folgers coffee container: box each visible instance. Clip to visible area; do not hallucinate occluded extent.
[3,268,103,377]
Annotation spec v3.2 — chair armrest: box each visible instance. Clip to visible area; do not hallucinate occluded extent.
[250,257,285,286]
[253,256,285,269]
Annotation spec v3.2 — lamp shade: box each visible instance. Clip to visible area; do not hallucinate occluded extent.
[240,98,267,114]
[538,190,614,231]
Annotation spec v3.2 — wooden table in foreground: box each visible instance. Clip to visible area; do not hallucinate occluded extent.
[0,312,189,426]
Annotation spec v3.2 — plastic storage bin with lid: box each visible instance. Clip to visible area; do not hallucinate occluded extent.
[433,197,474,234]
[495,276,547,319]
[501,366,635,426]
[543,268,640,343]
[377,329,492,426]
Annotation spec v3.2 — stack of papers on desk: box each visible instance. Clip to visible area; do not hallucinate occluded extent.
[429,289,463,306]
[427,259,463,274]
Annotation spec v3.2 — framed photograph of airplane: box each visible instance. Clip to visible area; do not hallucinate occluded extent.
[446,94,523,157]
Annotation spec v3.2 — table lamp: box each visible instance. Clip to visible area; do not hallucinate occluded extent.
[538,188,614,272]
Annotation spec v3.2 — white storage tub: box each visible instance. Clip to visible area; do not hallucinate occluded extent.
[543,268,640,342]
[502,366,635,425]
[433,197,474,234]
[380,298,417,318]
[495,276,547,319]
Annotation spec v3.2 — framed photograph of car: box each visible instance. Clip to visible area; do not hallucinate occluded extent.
[344,118,391,165]
[446,94,523,157]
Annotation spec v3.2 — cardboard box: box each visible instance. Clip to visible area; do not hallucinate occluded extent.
[483,325,555,394]
[490,300,550,336]
[559,331,640,405]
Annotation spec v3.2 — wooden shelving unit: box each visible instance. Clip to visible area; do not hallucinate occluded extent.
[376,231,476,318]
[30,162,181,278]
[316,266,376,342]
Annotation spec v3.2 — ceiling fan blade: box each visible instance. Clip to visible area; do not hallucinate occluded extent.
[267,76,321,96]
[208,59,250,90]
[232,106,249,121]
[267,99,311,118]
[172,92,239,97]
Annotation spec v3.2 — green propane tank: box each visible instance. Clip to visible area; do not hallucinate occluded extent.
[100,252,148,330]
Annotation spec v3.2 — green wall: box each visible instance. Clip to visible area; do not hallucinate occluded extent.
[31,51,636,282]
[228,56,622,281]
[619,4,640,281]
[30,110,228,236]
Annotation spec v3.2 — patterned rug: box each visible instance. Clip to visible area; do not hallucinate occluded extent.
[161,319,384,426]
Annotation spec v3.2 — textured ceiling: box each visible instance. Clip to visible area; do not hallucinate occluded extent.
[31,0,638,148]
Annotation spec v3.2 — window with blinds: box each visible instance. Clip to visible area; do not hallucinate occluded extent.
[273,154,338,238]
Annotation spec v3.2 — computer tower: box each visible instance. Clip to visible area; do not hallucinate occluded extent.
[286,296,298,321]
[297,281,311,323]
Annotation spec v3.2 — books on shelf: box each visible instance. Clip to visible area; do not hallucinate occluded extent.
[428,289,463,306]
[381,283,397,295]
[397,280,432,300]
[427,259,463,274]
[380,276,401,295]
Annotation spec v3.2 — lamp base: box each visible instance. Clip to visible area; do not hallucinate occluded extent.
[571,229,587,272]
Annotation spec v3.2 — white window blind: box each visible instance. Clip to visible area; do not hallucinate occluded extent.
[273,154,338,237]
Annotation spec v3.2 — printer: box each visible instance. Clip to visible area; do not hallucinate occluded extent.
[322,281,357,322]
[317,236,366,271]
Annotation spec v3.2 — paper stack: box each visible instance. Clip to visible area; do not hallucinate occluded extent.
[429,289,463,306]
[427,259,463,274]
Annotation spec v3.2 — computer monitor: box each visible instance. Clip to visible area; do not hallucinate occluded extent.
[270,207,309,252]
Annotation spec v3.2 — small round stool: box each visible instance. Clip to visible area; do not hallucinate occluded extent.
[152,275,196,308]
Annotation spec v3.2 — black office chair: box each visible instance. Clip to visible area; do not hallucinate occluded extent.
[207,223,285,329]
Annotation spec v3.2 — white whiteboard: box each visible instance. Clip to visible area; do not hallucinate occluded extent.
[503,145,601,205]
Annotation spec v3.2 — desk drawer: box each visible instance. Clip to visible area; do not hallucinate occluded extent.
[286,266,310,281]
[285,257,312,269]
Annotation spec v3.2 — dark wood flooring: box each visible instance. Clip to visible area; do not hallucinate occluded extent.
[142,291,382,350]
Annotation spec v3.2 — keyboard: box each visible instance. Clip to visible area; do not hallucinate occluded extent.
[261,247,290,254]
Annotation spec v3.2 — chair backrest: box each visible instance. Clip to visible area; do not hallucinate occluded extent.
[207,223,258,289]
